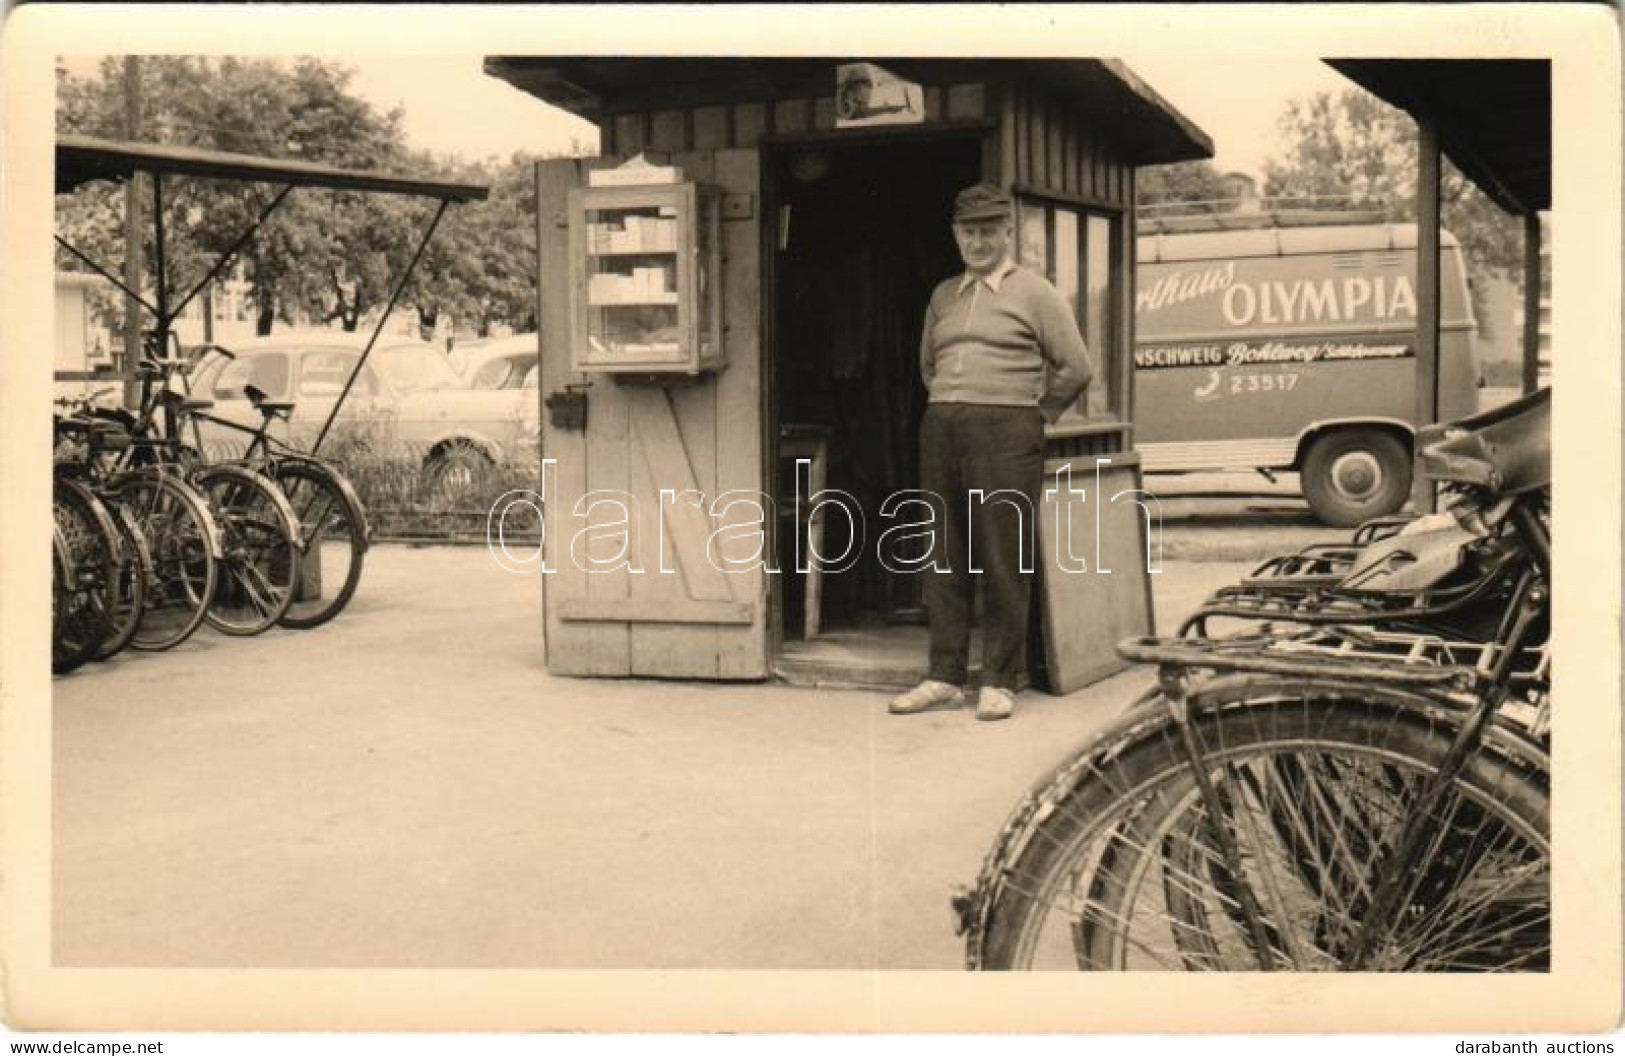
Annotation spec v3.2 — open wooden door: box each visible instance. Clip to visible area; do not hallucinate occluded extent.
[535,150,767,679]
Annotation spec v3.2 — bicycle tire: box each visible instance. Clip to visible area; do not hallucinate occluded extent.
[52,526,72,646]
[194,464,301,636]
[113,473,221,652]
[92,497,154,661]
[53,478,121,674]
[271,460,367,629]
[975,693,1549,972]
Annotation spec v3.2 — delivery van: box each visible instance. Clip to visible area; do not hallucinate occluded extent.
[1134,219,1479,526]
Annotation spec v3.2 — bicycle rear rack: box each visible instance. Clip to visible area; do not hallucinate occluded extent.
[1123,626,1548,696]
[1179,543,1524,637]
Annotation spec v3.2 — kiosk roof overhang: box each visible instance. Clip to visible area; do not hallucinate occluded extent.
[1327,59,1550,215]
[57,135,489,201]
[484,57,1213,166]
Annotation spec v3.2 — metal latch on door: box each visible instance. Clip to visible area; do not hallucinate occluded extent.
[546,382,592,432]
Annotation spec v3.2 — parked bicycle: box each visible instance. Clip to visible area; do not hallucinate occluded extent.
[53,401,154,669]
[85,341,302,643]
[184,343,371,629]
[956,388,1551,972]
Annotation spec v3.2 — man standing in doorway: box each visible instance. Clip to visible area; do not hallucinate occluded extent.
[889,182,1094,722]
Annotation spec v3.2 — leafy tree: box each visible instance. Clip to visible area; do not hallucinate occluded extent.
[1136,160,1235,209]
[459,152,540,337]
[1262,87,1529,292]
[55,56,541,340]
[393,150,538,341]
[55,56,416,335]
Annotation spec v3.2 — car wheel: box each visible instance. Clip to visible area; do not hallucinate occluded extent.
[422,443,492,507]
[1301,427,1412,528]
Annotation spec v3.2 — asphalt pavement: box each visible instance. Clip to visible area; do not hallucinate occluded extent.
[53,544,1249,969]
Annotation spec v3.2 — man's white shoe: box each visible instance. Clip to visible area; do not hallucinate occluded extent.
[975,686,1016,722]
[889,679,963,715]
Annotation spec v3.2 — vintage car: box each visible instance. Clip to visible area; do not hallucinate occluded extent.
[454,333,541,390]
[189,330,539,489]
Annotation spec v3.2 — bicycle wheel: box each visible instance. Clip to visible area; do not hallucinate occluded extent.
[113,473,220,651]
[194,465,300,636]
[53,479,120,674]
[271,461,367,629]
[976,695,1549,972]
[92,497,153,660]
[52,527,71,646]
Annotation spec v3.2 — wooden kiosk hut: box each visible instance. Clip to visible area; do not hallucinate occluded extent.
[484,58,1212,690]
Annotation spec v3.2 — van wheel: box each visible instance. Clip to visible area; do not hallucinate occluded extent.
[1301,428,1411,528]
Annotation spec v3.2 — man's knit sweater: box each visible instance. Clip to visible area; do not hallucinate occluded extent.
[918,261,1095,421]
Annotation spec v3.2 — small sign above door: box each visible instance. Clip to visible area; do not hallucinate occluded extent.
[835,63,923,127]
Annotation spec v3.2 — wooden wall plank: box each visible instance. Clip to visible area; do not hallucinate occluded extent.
[710,146,768,679]
[1061,122,1074,196]
[992,80,1016,184]
[1037,462,1154,692]
[773,98,812,134]
[1029,88,1048,188]
[1047,105,1066,192]
[693,106,730,150]
[628,387,735,604]
[650,109,689,152]
[632,150,722,678]
[733,102,769,147]
[923,85,944,123]
[562,597,753,624]
[1012,83,1029,185]
[1085,127,1102,200]
[946,82,985,121]
[539,156,632,675]
[614,114,647,156]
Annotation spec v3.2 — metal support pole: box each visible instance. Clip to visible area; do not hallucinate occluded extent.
[312,198,452,455]
[121,56,143,408]
[151,171,170,357]
[1410,115,1442,515]
[1522,211,1543,393]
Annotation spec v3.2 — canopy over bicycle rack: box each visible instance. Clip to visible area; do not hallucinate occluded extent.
[54,135,489,453]
[1321,59,1552,514]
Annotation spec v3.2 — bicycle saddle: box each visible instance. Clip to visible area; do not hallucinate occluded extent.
[159,389,214,414]
[1336,518,1476,593]
[1418,386,1550,495]
[243,384,294,418]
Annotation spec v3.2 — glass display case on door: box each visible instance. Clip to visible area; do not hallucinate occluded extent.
[567,181,723,375]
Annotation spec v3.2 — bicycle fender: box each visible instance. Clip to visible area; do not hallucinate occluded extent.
[56,477,124,564]
[278,460,372,551]
[193,463,305,554]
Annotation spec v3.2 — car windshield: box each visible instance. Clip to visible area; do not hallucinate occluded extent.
[374,346,461,394]
[469,354,531,389]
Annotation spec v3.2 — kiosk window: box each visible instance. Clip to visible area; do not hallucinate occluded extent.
[1016,195,1120,422]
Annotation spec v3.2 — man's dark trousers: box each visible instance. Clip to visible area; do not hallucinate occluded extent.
[918,402,1045,691]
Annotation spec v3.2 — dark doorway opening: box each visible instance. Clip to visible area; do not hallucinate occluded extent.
[766,134,982,687]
